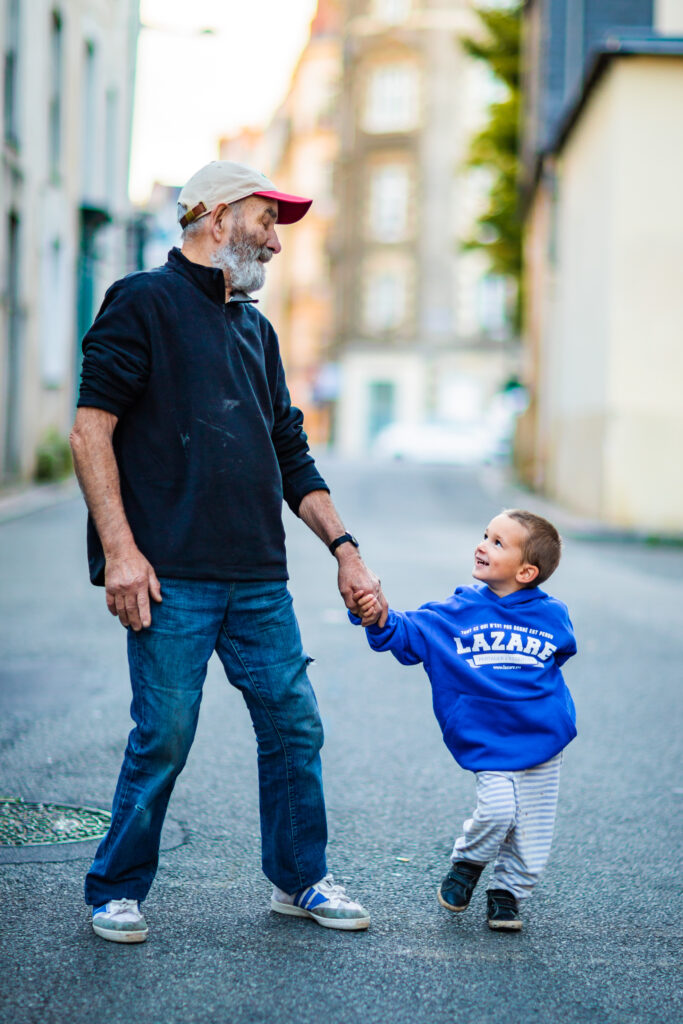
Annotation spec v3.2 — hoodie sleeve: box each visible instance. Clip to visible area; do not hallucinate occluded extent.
[554,609,578,667]
[348,608,430,665]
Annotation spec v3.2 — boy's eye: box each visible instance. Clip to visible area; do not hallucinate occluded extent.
[495,539,502,547]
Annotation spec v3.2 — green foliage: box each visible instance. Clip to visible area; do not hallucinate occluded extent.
[462,5,521,91]
[461,2,523,322]
[34,427,73,482]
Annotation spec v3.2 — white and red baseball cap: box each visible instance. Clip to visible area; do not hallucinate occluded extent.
[177,161,312,228]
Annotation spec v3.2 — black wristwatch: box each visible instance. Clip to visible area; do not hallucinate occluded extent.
[329,532,359,555]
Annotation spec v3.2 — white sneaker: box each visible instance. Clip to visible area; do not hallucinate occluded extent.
[92,899,148,943]
[271,874,370,930]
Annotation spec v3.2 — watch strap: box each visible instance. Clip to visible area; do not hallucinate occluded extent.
[329,532,359,555]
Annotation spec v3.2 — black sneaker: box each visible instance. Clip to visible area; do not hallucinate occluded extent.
[437,860,485,912]
[486,888,522,931]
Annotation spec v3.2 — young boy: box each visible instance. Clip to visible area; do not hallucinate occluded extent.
[351,509,577,932]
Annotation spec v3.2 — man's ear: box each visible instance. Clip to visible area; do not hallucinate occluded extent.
[516,563,539,585]
[211,203,230,240]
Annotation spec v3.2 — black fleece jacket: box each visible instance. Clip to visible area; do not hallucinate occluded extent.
[78,247,328,585]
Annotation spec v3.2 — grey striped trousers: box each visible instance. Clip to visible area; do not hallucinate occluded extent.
[452,753,562,901]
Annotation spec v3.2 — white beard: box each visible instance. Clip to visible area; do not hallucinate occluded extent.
[211,220,273,293]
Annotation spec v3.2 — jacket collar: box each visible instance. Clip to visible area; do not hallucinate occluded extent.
[166,247,258,305]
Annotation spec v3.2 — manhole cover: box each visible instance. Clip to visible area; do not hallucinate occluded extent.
[0,797,111,846]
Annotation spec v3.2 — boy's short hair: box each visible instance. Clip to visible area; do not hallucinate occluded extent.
[503,509,562,586]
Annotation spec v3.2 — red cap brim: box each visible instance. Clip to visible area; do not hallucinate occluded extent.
[252,189,313,224]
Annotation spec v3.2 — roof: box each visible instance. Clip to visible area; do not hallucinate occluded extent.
[551,34,683,155]
[525,34,683,204]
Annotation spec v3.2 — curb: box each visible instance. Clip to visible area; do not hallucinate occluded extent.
[0,477,81,524]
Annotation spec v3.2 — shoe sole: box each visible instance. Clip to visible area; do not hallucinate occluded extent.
[92,922,148,943]
[487,919,523,931]
[271,899,370,930]
[437,888,469,913]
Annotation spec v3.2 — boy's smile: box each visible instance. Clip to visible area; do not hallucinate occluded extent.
[472,514,537,596]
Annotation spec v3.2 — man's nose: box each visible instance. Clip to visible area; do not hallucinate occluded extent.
[268,228,281,255]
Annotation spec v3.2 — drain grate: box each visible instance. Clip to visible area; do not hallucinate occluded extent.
[0,797,111,847]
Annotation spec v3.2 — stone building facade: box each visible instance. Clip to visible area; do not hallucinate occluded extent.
[0,0,139,482]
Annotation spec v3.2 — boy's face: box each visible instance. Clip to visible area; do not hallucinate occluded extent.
[472,514,539,596]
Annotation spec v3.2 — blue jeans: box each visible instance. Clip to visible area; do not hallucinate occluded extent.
[84,579,327,906]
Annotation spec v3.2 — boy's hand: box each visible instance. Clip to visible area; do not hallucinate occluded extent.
[354,589,389,628]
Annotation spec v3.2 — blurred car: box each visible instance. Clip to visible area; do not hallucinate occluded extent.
[371,421,498,465]
[371,388,528,466]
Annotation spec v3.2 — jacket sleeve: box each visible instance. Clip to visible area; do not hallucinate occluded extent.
[270,351,329,515]
[77,279,151,417]
[348,608,429,666]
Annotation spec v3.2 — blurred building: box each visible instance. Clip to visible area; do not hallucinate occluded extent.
[140,182,182,270]
[241,0,343,445]
[217,0,519,454]
[0,0,139,483]
[518,0,683,530]
[330,0,518,456]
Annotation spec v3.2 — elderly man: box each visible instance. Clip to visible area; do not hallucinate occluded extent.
[70,161,382,943]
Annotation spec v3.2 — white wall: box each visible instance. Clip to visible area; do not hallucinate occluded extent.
[539,57,683,530]
[0,0,139,480]
[655,0,683,33]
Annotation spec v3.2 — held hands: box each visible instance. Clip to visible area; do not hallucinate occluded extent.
[335,546,386,625]
[104,546,162,631]
[353,589,389,628]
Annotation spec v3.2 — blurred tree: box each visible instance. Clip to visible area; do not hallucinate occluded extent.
[461,2,522,327]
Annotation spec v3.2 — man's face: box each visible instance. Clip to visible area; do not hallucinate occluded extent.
[211,196,281,293]
[472,514,533,596]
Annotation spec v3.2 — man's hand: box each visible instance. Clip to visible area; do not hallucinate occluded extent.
[104,546,162,631]
[335,546,385,624]
[70,407,162,631]
[296,489,386,623]
[353,589,389,628]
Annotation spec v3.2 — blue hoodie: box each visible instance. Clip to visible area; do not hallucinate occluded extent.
[351,584,577,772]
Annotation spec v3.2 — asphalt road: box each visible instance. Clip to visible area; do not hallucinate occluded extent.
[0,459,681,1024]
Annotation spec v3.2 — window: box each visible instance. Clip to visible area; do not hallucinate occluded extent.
[365,264,408,332]
[369,164,410,241]
[373,0,411,23]
[40,238,68,386]
[476,274,507,336]
[364,64,419,134]
[4,0,20,146]
[105,89,118,203]
[82,41,97,197]
[48,11,63,179]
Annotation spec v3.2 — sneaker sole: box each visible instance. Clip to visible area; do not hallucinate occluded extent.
[92,922,149,943]
[487,919,523,932]
[271,899,370,930]
[437,888,468,913]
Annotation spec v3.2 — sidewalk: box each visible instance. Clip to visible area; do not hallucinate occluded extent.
[0,476,81,524]
[479,463,683,545]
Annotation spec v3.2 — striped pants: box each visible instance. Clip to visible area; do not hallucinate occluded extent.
[452,754,562,901]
